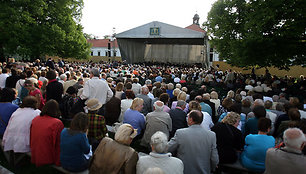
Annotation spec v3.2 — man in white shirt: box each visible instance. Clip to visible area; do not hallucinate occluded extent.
[81,68,113,105]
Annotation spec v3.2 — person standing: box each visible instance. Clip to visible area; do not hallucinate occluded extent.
[46,70,63,104]
[81,68,113,105]
[168,110,219,174]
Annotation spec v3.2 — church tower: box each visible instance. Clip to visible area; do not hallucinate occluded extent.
[193,13,200,25]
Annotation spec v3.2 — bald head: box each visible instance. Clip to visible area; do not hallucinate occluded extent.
[195,95,202,103]
[188,110,203,125]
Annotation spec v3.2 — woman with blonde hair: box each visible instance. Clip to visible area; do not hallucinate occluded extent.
[123,98,146,139]
[211,112,244,164]
[169,88,180,107]
[210,91,220,115]
[226,90,235,99]
[90,124,138,174]
[171,91,189,113]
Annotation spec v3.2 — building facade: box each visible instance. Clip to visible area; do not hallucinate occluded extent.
[87,39,121,57]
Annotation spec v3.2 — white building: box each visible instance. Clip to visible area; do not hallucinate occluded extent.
[87,39,121,57]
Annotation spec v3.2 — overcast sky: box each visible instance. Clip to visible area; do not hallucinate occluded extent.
[81,0,217,38]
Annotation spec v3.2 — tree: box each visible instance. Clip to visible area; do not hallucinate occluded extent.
[0,0,91,62]
[205,0,306,69]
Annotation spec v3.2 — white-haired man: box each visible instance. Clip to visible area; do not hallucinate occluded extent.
[264,128,306,174]
[137,131,183,174]
[137,86,153,116]
[141,101,172,148]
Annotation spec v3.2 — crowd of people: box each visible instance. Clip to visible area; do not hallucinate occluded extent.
[0,58,305,174]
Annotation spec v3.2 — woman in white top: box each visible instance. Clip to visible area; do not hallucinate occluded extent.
[2,96,41,153]
[188,101,214,130]
[119,90,135,122]
[115,82,124,99]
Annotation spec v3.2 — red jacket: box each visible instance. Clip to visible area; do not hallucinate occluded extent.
[30,115,64,166]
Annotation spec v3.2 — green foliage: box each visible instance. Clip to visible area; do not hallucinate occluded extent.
[205,0,306,69]
[0,0,90,61]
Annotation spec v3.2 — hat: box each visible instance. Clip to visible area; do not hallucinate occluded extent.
[86,98,102,111]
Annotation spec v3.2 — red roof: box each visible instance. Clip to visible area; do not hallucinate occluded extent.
[87,39,118,48]
[185,24,206,33]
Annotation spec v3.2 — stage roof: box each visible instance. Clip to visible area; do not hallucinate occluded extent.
[116,21,205,39]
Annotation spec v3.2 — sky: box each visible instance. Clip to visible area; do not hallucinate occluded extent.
[81,0,217,38]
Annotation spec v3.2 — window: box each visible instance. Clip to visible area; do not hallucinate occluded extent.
[105,51,108,57]
[113,50,116,57]
[210,54,213,62]
[98,51,100,56]
[90,52,93,56]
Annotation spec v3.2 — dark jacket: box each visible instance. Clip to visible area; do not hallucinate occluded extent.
[104,96,121,126]
[169,108,188,138]
[211,122,244,164]
[46,80,63,104]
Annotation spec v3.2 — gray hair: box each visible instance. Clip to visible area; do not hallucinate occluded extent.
[175,83,182,89]
[176,100,186,108]
[153,101,164,112]
[145,79,152,85]
[150,131,168,153]
[59,74,67,80]
[141,86,149,94]
[283,128,306,150]
[272,95,279,102]
[203,93,210,100]
[254,99,264,106]
[90,68,100,77]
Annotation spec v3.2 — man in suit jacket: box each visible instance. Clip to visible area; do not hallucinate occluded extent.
[168,100,187,138]
[168,110,219,174]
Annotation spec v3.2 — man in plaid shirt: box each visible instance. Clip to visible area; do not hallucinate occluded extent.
[86,98,107,152]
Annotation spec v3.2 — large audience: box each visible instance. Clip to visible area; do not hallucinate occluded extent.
[0,58,305,174]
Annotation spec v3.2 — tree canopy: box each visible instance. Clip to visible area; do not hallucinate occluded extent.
[205,0,306,69]
[0,0,91,61]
